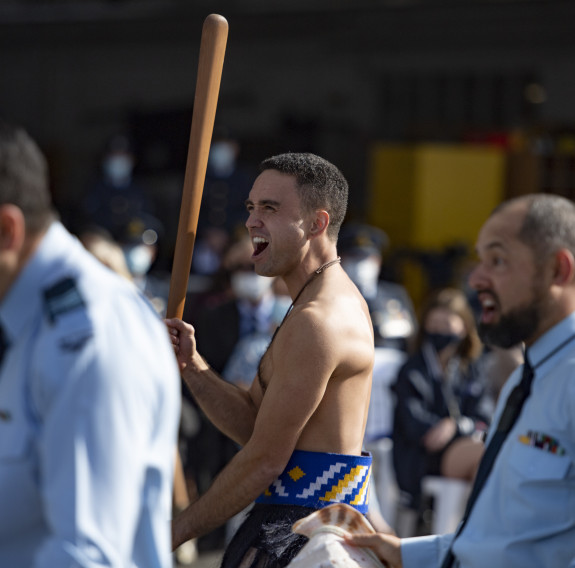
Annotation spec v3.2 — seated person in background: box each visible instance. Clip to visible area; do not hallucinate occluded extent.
[222,275,292,391]
[392,287,493,513]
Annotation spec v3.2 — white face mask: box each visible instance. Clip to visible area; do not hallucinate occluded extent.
[123,244,154,277]
[231,272,272,302]
[103,155,133,186]
[209,142,236,176]
[342,257,381,298]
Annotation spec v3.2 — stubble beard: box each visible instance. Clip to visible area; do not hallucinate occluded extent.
[253,257,276,278]
[254,245,299,279]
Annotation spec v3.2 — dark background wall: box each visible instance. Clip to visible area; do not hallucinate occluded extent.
[1,0,575,259]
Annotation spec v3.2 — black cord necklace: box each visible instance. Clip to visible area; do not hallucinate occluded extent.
[270,256,341,341]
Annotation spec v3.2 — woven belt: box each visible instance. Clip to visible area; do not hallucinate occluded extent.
[255,450,372,513]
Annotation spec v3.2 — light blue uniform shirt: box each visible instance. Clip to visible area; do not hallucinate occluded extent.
[401,312,575,568]
[0,222,181,567]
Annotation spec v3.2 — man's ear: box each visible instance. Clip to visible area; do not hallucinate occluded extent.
[552,248,575,286]
[309,210,330,238]
[0,205,26,253]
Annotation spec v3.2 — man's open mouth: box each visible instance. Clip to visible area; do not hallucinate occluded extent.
[478,293,498,324]
[252,237,269,256]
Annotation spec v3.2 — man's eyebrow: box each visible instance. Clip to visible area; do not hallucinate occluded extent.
[476,241,506,254]
[244,199,281,207]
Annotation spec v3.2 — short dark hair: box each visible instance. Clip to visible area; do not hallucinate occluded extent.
[513,194,575,263]
[0,121,54,234]
[259,152,348,241]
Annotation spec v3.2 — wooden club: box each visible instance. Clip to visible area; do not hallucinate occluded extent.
[167,12,228,520]
[166,13,229,319]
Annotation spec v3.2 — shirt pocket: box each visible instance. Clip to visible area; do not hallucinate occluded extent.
[506,437,573,524]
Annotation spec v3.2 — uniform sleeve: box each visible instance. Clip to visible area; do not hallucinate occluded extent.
[31,301,175,567]
[400,533,454,568]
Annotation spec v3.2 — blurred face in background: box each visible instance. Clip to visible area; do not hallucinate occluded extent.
[224,236,274,304]
[103,150,134,187]
[230,267,273,303]
[341,252,381,299]
[424,307,466,354]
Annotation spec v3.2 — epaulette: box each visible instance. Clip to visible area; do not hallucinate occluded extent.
[43,277,85,324]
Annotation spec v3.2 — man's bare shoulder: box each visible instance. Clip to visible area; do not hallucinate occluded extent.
[318,274,372,331]
[278,274,374,364]
[289,281,369,323]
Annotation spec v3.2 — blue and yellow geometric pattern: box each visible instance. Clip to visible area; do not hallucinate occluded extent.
[255,450,372,513]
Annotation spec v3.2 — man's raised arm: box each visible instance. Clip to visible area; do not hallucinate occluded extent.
[166,317,258,446]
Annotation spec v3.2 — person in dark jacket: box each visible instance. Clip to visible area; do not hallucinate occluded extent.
[392,287,493,511]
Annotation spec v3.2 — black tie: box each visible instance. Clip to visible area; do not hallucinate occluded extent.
[0,325,8,367]
[441,352,534,568]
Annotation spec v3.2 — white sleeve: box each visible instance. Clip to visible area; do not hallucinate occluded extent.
[33,305,171,567]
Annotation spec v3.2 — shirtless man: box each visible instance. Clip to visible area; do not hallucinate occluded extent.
[167,153,375,567]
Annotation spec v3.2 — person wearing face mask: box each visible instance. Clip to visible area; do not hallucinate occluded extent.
[339,224,417,527]
[339,223,416,352]
[118,215,171,316]
[80,134,156,242]
[188,236,277,373]
[390,287,494,523]
[222,277,292,392]
[192,127,255,277]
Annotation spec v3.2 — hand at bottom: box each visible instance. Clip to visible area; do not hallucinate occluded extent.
[345,532,402,568]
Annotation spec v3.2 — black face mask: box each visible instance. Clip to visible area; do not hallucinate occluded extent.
[425,332,461,353]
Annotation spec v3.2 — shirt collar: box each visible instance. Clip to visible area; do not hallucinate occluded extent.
[529,311,575,377]
[0,222,70,344]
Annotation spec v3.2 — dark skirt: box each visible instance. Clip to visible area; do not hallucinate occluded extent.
[221,504,314,568]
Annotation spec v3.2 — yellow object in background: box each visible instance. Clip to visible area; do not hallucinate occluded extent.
[367,143,505,307]
[368,143,505,249]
